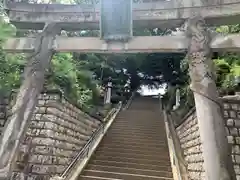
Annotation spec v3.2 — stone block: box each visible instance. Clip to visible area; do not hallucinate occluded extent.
[52,156,72,165]
[31,164,51,174]
[236,137,240,145]
[184,144,202,155]
[235,120,240,128]
[230,111,237,118]
[227,119,234,127]
[234,165,240,175]
[187,162,203,171]
[27,128,42,136]
[235,155,240,163]
[35,114,43,121]
[238,111,240,118]
[224,110,229,118]
[38,99,46,106]
[53,147,76,157]
[188,171,201,180]
[232,145,240,154]
[232,104,239,110]
[185,153,204,163]
[30,120,45,129]
[33,145,52,154]
[230,128,239,136]
[228,136,235,144]
[224,103,231,109]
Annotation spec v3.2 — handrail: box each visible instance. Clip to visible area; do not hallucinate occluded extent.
[59,102,121,179]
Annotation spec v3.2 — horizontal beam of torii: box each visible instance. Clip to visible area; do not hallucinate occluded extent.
[6,1,240,30]
[3,34,240,53]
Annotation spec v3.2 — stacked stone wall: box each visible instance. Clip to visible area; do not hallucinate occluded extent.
[0,97,8,135]
[0,90,101,180]
[223,98,240,179]
[176,110,204,180]
[175,97,240,180]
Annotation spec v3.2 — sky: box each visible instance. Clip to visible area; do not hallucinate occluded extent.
[138,85,166,96]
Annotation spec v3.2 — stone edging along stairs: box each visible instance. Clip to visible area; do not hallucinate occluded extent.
[78,97,174,180]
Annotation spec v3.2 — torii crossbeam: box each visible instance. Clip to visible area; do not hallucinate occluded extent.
[3,34,240,53]
[5,0,240,30]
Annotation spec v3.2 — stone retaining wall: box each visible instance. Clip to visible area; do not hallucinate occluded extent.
[0,97,8,135]
[0,90,101,180]
[175,97,240,180]
[223,98,240,179]
[176,110,204,180]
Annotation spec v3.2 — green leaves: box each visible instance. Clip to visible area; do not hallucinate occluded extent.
[0,22,16,41]
[50,53,100,107]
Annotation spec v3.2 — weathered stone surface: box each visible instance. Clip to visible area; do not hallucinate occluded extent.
[5,34,240,53]
[6,0,240,30]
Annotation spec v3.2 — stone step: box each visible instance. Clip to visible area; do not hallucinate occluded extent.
[97,142,169,151]
[91,156,171,166]
[80,169,173,180]
[92,151,170,161]
[96,146,169,155]
[85,164,173,177]
[110,123,164,127]
[101,136,167,144]
[88,160,172,172]
[80,176,122,180]
[103,132,166,138]
[99,140,168,148]
[105,132,165,138]
[107,127,165,132]
[96,147,169,157]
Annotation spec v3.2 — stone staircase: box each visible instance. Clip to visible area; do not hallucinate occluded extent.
[78,97,174,180]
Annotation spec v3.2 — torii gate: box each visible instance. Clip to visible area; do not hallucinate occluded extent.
[0,0,239,179]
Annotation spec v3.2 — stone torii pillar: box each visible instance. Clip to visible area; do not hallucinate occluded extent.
[186,16,236,180]
[0,23,60,179]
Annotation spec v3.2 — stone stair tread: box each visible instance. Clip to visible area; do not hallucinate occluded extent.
[81,169,173,180]
[93,151,170,159]
[97,144,169,151]
[105,132,167,138]
[99,141,168,148]
[96,147,170,154]
[95,150,170,157]
[102,136,167,142]
[80,175,122,180]
[92,153,171,161]
[91,156,171,165]
[88,160,172,171]
[85,164,173,177]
